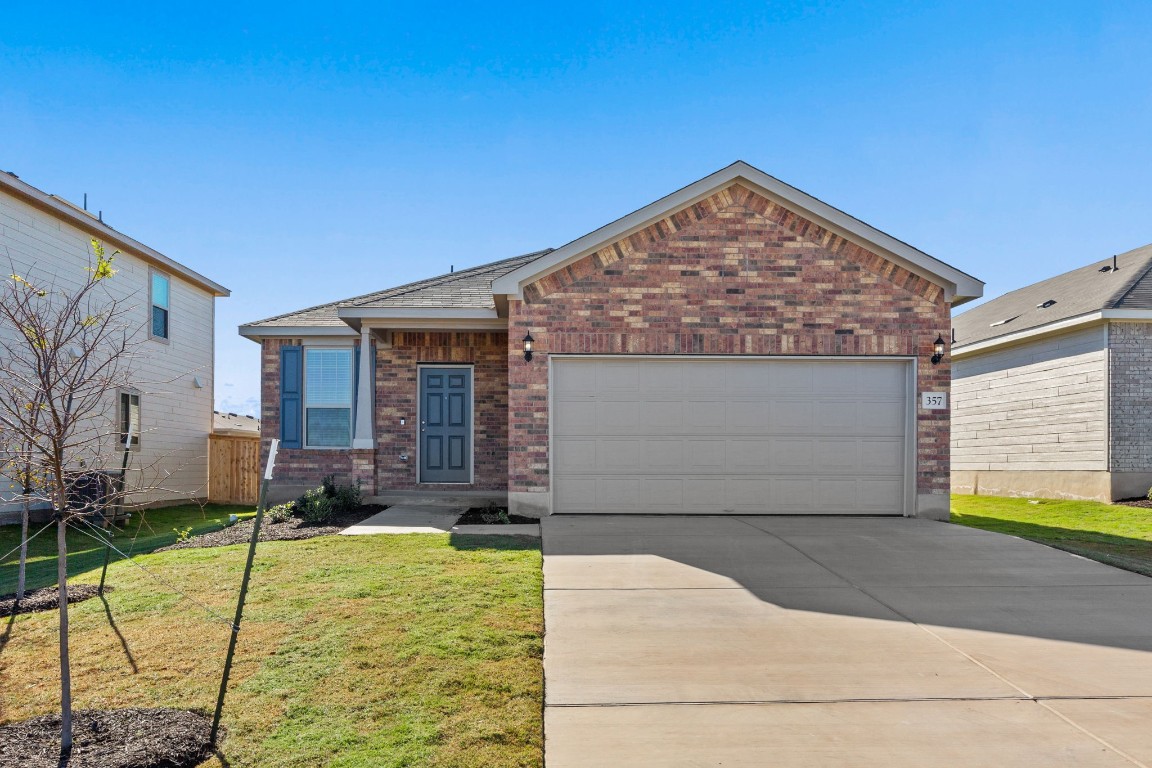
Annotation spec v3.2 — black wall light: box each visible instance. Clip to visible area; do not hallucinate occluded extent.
[523,332,534,363]
[931,335,946,365]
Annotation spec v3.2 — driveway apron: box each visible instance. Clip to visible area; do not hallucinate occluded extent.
[542,515,1152,767]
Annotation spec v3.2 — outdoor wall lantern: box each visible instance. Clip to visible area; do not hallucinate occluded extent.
[931,335,946,365]
[523,332,535,363]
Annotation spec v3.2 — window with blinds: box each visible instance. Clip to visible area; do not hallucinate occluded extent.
[304,348,353,447]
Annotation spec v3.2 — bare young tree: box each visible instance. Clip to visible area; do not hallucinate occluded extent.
[0,240,145,754]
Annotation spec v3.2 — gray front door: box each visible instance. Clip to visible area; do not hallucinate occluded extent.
[419,367,472,483]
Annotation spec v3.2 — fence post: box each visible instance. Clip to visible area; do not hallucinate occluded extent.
[210,438,278,747]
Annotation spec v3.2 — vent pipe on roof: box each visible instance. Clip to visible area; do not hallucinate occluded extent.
[450,265,454,273]
[83,193,87,211]
[1114,254,1118,271]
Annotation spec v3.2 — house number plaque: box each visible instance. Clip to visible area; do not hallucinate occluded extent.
[921,392,947,409]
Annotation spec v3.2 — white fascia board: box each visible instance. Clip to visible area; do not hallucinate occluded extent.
[0,172,230,297]
[360,318,508,331]
[951,308,1152,358]
[491,160,984,304]
[952,312,1107,358]
[337,307,500,319]
[238,324,357,341]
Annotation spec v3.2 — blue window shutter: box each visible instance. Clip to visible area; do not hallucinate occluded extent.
[280,345,303,449]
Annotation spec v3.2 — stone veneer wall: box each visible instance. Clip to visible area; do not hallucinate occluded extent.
[261,331,508,493]
[1109,322,1152,475]
[507,182,951,515]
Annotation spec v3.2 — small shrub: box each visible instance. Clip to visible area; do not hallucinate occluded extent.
[333,480,362,513]
[321,474,338,500]
[1146,485,1152,502]
[480,501,511,525]
[267,503,294,524]
[173,526,194,543]
[297,487,335,524]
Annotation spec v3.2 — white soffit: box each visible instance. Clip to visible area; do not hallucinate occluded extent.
[491,161,984,305]
[237,325,357,341]
[952,308,1152,358]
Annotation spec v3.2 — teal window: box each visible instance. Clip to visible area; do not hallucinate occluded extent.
[151,272,170,339]
[304,348,353,447]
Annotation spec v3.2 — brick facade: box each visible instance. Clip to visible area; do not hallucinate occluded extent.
[261,332,509,493]
[373,331,508,491]
[1109,322,1152,472]
[507,183,951,502]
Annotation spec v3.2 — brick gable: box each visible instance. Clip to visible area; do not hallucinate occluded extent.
[508,183,950,506]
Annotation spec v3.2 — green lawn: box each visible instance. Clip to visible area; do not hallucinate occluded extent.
[0,503,256,595]
[951,495,1152,577]
[0,532,544,767]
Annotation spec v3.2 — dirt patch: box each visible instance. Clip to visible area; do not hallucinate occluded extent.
[0,708,214,768]
[0,584,111,618]
[456,507,539,525]
[1114,498,1152,509]
[156,504,386,551]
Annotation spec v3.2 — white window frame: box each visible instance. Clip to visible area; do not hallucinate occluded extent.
[118,389,142,451]
[303,346,355,449]
[148,269,171,343]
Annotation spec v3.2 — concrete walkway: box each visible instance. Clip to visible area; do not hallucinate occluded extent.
[341,504,539,536]
[542,515,1152,767]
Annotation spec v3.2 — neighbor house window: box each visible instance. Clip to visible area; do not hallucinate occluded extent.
[304,348,353,447]
[150,272,170,340]
[119,391,141,448]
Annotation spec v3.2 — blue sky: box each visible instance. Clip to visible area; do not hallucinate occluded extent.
[2,2,1149,416]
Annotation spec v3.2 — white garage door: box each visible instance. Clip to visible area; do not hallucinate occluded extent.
[551,357,912,515]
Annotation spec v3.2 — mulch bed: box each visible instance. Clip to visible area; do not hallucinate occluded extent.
[0,708,214,768]
[1115,498,1152,509]
[156,504,386,552]
[0,585,111,618]
[456,507,539,525]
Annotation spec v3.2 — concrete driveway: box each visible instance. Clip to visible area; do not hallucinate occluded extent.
[542,515,1152,767]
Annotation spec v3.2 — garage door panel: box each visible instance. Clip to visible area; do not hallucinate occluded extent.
[686,401,727,431]
[726,400,772,432]
[771,400,816,433]
[552,359,910,515]
[859,401,906,434]
[817,401,858,432]
[858,478,906,510]
[640,401,684,432]
[814,439,859,472]
[861,439,905,472]
[685,439,726,471]
[644,440,684,471]
[772,363,815,393]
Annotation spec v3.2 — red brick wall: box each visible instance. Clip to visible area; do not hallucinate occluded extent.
[260,337,354,487]
[261,332,509,493]
[373,331,509,491]
[507,182,951,498]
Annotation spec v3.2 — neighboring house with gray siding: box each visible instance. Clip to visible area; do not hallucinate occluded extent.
[0,170,230,513]
[952,243,1152,501]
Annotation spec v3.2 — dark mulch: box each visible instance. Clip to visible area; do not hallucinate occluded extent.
[156,504,386,552]
[456,507,539,525]
[0,585,112,618]
[0,708,214,768]
[1115,498,1152,509]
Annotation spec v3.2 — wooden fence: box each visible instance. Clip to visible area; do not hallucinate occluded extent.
[209,434,261,505]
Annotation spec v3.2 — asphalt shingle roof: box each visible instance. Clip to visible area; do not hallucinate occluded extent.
[952,243,1152,348]
[245,249,552,328]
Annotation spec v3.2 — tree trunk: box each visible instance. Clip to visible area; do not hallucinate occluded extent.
[16,484,30,601]
[56,518,73,754]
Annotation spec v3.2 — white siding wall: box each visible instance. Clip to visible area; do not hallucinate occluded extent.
[0,191,215,508]
[952,326,1108,472]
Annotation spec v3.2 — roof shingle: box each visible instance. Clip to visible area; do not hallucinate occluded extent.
[952,243,1152,348]
[244,249,551,328]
